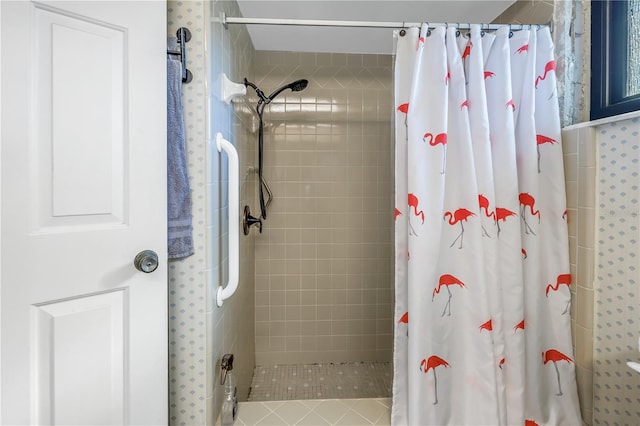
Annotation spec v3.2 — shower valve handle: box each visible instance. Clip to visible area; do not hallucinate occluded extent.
[243,205,262,235]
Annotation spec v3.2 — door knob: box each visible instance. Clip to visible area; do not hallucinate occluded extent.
[134,250,159,273]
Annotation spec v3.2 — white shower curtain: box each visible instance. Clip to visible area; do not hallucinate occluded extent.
[393,24,582,425]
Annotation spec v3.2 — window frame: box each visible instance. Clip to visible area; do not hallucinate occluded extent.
[591,0,640,120]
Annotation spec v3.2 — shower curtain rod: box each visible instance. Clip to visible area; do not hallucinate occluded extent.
[221,13,548,32]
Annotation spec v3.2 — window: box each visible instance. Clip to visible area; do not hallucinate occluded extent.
[591,0,640,119]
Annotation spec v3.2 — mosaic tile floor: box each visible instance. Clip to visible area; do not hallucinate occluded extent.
[247,362,392,402]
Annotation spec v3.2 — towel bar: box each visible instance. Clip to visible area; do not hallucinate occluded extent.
[215,133,239,307]
[167,27,192,83]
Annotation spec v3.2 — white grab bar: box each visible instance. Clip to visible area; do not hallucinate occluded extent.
[215,132,239,307]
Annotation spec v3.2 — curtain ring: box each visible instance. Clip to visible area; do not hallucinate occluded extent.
[399,21,406,36]
[426,22,431,37]
[509,23,514,38]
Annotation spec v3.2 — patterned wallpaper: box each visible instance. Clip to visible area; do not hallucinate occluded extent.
[594,117,640,424]
[167,2,209,424]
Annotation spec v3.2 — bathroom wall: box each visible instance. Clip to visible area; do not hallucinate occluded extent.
[492,0,554,25]
[208,0,257,423]
[563,125,597,425]
[563,115,640,426]
[167,3,209,424]
[168,1,257,425]
[251,52,394,365]
[592,117,640,425]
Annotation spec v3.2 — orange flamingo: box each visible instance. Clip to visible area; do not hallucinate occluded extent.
[519,192,540,235]
[546,273,572,314]
[445,70,450,85]
[444,208,475,249]
[506,99,516,111]
[536,134,558,173]
[432,274,466,316]
[478,194,495,237]
[522,248,527,259]
[525,420,539,426]
[462,41,473,59]
[514,319,525,332]
[460,99,469,110]
[562,209,568,220]
[397,103,409,142]
[516,44,529,54]
[484,71,495,80]
[542,349,573,395]
[499,358,506,369]
[420,355,450,404]
[478,194,494,218]
[424,132,447,174]
[394,207,401,221]
[535,60,556,87]
[408,194,424,223]
[495,207,517,235]
[479,319,493,332]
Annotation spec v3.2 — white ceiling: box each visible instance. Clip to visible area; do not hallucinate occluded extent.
[234,1,517,55]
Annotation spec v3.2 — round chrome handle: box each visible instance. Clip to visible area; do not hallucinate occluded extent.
[134,250,159,273]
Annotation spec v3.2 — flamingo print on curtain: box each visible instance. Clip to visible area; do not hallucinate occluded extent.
[392,24,582,425]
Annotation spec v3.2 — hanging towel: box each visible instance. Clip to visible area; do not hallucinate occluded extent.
[167,37,194,259]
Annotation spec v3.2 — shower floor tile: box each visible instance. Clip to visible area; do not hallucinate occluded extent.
[230,398,391,426]
[247,362,392,402]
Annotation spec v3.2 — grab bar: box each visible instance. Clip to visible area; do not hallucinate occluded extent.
[215,132,239,307]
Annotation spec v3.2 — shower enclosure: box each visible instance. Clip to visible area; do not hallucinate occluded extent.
[246,51,395,401]
[205,0,396,406]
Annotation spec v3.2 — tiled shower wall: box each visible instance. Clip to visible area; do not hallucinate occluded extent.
[562,125,597,425]
[251,52,394,365]
[168,1,257,425]
[208,0,257,422]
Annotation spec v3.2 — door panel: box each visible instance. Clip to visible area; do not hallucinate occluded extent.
[33,290,126,425]
[1,1,167,424]
[34,4,127,230]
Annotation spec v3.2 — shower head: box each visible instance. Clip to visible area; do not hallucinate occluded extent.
[289,79,309,92]
[244,78,309,108]
[266,79,309,102]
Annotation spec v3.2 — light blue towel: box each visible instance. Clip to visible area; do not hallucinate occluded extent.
[167,37,194,259]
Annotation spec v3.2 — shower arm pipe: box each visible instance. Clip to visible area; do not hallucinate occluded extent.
[221,13,549,32]
[215,132,240,307]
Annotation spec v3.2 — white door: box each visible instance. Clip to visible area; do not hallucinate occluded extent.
[0,1,167,424]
